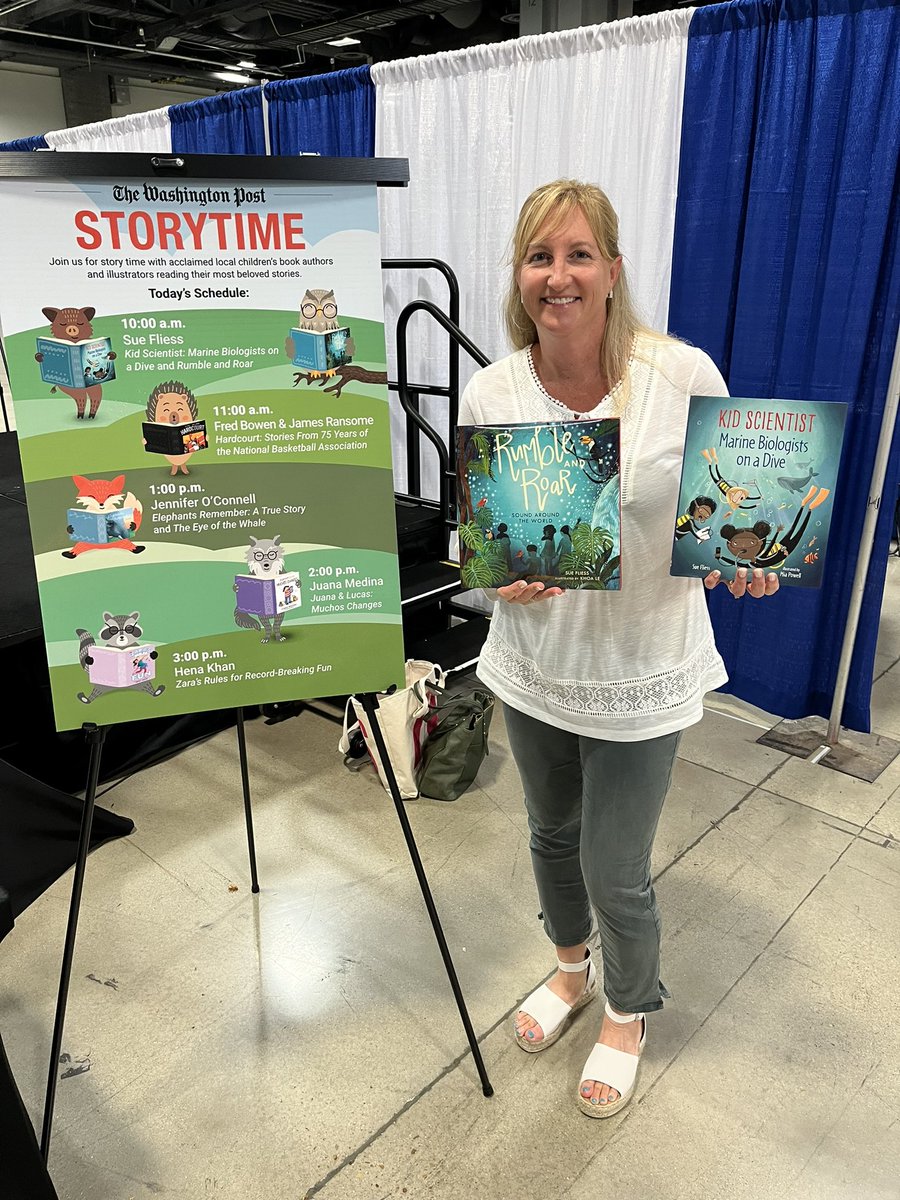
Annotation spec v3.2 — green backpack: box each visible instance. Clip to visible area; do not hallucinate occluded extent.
[416,689,494,801]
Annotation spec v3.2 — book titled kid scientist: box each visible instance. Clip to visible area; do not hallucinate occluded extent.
[670,396,847,589]
[457,419,621,590]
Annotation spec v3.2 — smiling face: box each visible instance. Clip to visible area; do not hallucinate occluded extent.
[154,393,194,424]
[516,206,621,346]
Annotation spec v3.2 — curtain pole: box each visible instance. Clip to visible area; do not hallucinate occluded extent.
[261,84,271,156]
[810,322,900,755]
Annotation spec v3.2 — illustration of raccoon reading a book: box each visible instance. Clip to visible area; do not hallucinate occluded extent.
[75,611,165,705]
[233,535,301,643]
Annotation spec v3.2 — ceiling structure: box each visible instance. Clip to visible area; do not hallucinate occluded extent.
[0,0,692,87]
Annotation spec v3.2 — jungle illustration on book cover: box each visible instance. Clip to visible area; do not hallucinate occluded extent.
[457,419,621,590]
[670,396,847,588]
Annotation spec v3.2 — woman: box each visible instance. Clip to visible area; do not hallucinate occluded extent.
[458,180,778,1118]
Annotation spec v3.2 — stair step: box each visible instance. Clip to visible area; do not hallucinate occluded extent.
[400,561,462,607]
[407,615,490,675]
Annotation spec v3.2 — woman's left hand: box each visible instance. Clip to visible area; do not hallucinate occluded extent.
[704,567,779,599]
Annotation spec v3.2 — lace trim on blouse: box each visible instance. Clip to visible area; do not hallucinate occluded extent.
[524,341,636,418]
[480,633,724,719]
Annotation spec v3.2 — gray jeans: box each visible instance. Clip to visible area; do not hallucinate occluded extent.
[503,704,680,1014]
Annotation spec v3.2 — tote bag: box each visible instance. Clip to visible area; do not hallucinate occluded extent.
[338,660,445,799]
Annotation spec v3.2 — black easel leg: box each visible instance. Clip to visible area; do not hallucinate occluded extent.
[40,722,107,1162]
[235,709,260,894]
[358,694,493,1097]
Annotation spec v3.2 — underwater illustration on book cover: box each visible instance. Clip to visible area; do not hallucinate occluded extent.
[670,396,848,588]
[457,419,621,590]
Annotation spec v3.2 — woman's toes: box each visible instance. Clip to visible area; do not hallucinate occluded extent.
[516,1014,544,1042]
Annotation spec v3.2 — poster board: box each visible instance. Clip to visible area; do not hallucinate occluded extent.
[0,152,409,730]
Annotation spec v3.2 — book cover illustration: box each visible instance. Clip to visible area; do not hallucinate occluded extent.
[33,306,116,418]
[457,420,621,590]
[670,396,848,588]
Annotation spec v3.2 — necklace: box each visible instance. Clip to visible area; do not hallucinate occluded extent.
[526,344,633,418]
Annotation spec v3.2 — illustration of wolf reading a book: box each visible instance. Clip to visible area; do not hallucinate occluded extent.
[457,421,621,591]
[233,535,301,643]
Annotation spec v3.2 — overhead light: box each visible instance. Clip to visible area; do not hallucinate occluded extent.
[326,36,361,46]
[237,60,257,69]
[212,71,252,84]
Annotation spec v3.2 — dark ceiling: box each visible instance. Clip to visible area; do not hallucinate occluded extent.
[0,0,686,86]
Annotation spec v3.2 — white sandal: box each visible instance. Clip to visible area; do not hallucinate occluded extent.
[514,949,597,1053]
[577,1001,646,1118]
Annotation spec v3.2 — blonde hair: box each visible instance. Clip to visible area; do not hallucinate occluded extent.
[504,179,668,393]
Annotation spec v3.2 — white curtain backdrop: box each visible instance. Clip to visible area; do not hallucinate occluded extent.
[44,107,172,153]
[373,10,694,496]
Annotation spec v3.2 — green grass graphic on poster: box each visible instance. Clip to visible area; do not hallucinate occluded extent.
[0,173,406,730]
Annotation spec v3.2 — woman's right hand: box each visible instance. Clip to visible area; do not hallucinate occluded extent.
[497,580,564,605]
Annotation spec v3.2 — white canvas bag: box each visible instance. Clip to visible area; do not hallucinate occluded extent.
[338,660,445,798]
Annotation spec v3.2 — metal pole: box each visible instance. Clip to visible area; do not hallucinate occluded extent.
[358,691,494,1097]
[817,322,900,750]
[235,709,260,893]
[41,722,107,1161]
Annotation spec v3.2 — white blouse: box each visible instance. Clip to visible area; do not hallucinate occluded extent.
[458,333,729,741]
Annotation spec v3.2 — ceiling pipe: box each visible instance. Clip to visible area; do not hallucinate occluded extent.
[0,23,284,75]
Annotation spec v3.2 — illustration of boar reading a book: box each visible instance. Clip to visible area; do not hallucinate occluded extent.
[35,306,116,418]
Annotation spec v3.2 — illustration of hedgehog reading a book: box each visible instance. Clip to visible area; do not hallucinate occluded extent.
[75,611,164,705]
[34,306,116,419]
[63,474,145,559]
[142,380,207,476]
[233,535,301,644]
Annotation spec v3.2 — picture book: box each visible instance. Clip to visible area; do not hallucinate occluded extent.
[288,327,353,373]
[85,643,157,689]
[66,507,134,543]
[142,419,208,456]
[670,396,848,588]
[234,572,302,616]
[35,335,116,389]
[457,420,621,590]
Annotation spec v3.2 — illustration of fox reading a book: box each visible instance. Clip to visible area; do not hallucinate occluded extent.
[34,306,116,419]
[233,535,301,643]
[63,474,145,559]
[75,611,165,705]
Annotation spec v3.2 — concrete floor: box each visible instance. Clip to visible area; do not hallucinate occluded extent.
[2,555,899,1200]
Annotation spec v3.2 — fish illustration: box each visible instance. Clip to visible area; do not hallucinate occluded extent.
[477,498,487,508]
[804,550,819,564]
[807,536,817,547]
[777,466,818,493]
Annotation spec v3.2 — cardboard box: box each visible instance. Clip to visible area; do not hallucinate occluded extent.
[234,572,302,616]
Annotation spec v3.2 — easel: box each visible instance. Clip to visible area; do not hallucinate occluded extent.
[40,699,490,1159]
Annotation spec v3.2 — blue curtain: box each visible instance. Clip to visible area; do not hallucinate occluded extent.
[670,0,900,732]
[0,135,49,152]
[169,88,266,155]
[265,66,375,157]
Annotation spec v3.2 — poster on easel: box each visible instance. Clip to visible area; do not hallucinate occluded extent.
[0,154,408,730]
